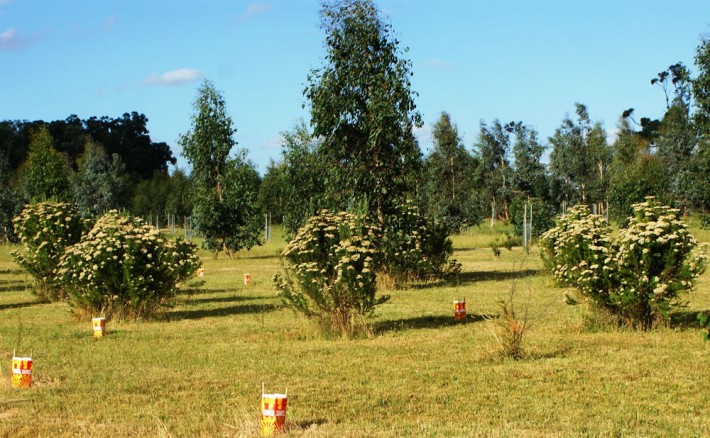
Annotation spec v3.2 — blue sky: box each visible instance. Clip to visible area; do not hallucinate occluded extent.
[2,0,709,174]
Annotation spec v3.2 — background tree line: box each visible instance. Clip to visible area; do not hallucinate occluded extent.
[0,112,189,241]
[263,31,710,236]
[1,0,709,247]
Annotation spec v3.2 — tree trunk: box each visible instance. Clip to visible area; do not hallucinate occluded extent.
[377,192,384,229]
[222,237,232,259]
[581,183,587,204]
[450,157,456,203]
[490,199,496,227]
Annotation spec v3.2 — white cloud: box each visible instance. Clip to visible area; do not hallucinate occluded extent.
[0,27,17,42]
[241,3,272,20]
[227,3,272,29]
[142,68,204,87]
[425,59,454,69]
[413,123,434,152]
[263,135,282,150]
[0,27,38,51]
[102,16,118,31]
[606,128,619,144]
[114,82,128,93]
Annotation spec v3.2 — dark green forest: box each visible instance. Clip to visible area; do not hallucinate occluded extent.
[2,5,709,245]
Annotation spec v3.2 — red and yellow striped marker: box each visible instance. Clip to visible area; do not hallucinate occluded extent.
[260,392,287,435]
[92,317,106,338]
[11,356,32,388]
[454,299,466,320]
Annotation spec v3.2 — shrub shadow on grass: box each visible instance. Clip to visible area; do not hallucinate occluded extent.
[453,247,478,252]
[526,346,573,360]
[0,269,24,275]
[236,253,280,260]
[0,280,27,293]
[482,347,572,363]
[406,269,541,290]
[375,313,495,334]
[408,280,447,290]
[180,287,243,297]
[452,269,541,284]
[0,300,40,311]
[290,419,328,433]
[181,294,271,305]
[670,309,710,329]
[166,303,281,321]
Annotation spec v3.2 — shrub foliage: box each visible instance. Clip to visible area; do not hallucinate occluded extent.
[539,204,614,311]
[612,200,706,326]
[382,200,461,283]
[541,198,707,328]
[58,211,200,320]
[274,210,388,337]
[12,202,87,301]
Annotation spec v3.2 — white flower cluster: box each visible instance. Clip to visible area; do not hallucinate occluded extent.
[612,199,706,306]
[540,205,611,295]
[57,210,200,318]
[276,210,384,325]
[11,202,86,300]
[540,198,707,326]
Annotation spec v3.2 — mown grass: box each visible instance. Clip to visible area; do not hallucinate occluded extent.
[1,224,708,436]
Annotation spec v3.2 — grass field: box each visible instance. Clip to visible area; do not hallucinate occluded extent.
[1,224,708,437]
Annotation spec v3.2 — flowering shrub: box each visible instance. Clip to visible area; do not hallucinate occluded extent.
[274,210,387,337]
[58,211,200,320]
[611,199,706,328]
[382,199,461,283]
[539,205,614,311]
[541,199,707,329]
[12,202,88,301]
